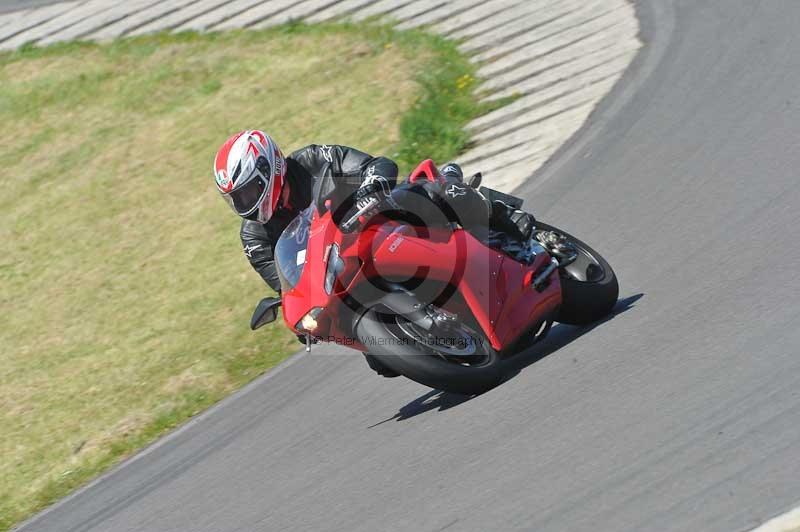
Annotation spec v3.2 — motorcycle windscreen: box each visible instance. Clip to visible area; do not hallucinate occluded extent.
[274,206,313,292]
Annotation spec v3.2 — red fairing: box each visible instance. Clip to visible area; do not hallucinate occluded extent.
[279,199,562,353]
[408,159,443,184]
[369,223,561,349]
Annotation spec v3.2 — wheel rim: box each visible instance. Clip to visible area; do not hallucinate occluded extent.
[386,315,493,367]
[559,238,606,283]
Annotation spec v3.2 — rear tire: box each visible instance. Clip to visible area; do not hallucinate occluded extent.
[356,310,503,395]
[536,222,619,325]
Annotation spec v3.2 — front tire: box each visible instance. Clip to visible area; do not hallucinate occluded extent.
[356,310,503,395]
[536,222,619,325]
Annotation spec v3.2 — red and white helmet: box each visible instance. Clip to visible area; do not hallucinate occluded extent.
[214,130,286,223]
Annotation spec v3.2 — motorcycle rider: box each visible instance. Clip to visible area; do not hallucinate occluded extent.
[213,130,535,294]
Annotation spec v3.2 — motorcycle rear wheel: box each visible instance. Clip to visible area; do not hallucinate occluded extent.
[356,310,503,395]
[536,222,619,325]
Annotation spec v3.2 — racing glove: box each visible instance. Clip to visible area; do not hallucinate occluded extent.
[354,175,399,215]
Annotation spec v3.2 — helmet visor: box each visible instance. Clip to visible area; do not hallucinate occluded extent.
[227,174,268,216]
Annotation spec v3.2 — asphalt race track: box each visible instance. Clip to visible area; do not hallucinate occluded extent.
[18,1,800,531]
[0,0,60,14]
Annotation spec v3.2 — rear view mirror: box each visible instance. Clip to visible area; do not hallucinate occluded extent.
[250,297,281,330]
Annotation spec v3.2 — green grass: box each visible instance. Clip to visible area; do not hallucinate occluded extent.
[0,22,500,531]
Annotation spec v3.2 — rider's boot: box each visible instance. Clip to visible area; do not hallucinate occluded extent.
[490,200,535,241]
[440,162,464,182]
[509,206,535,240]
[442,162,482,188]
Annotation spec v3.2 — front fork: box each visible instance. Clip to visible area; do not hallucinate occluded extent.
[528,229,578,291]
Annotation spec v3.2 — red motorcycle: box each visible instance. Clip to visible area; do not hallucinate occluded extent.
[251,160,618,394]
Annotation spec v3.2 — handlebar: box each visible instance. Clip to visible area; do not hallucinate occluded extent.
[341,197,380,233]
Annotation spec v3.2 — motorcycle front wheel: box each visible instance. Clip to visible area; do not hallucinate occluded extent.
[536,222,619,325]
[356,310,503,395]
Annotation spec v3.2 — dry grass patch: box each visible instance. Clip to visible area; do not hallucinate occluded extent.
[0,25,425,530]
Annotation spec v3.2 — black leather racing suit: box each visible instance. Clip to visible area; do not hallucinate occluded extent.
[240,144,399,292]
[240,144,521,292]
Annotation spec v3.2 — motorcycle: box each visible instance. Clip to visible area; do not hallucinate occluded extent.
[251,160,619,395]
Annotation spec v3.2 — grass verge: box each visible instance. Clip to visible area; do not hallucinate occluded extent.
[0,21,501,531]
